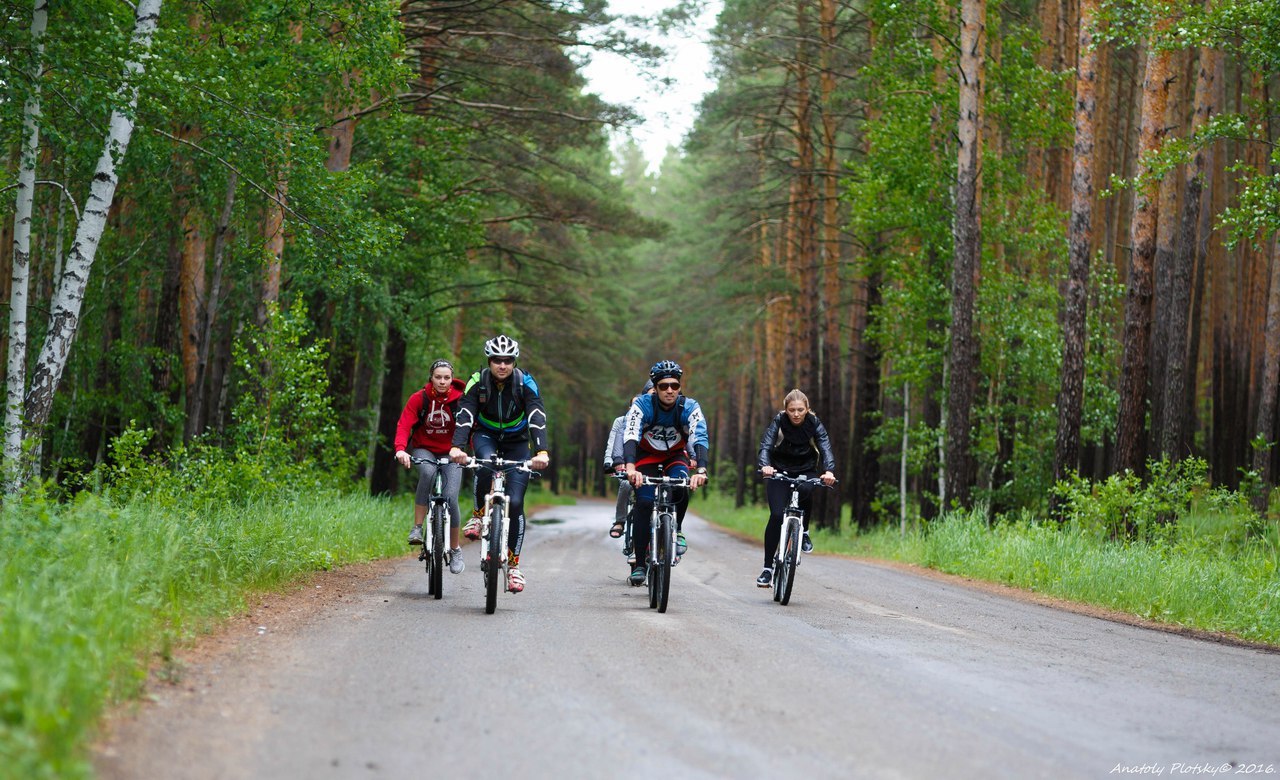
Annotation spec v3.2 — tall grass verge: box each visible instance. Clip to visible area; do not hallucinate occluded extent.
[0,487,405,780]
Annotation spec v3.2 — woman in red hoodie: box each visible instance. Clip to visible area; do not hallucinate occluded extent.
[394,359,468,573]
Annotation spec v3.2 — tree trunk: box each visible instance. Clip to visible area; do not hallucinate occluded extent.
[370,325,406,496]
[1113,19,1173,477]
[1253,233,1280,503]
[186,172,236,441]
[1053,0,1101,489]
[946,0,985,508]
[816,0,845,529]
[22,0,163,480]
[1161,34,1219,460]
[1150,48,1186,450]
[4,0,48,490]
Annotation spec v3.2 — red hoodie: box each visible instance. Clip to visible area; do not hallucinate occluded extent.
[394,377,467,456]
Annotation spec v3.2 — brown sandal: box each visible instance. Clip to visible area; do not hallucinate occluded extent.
[608,521,624,538]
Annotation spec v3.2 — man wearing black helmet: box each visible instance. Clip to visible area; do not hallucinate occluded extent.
[622,360,710,586]
[449,334,549,594]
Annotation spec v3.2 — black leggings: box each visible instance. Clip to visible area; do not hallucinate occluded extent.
[763,474,816,567]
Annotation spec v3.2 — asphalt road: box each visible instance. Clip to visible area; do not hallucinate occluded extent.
[95,499,1280,779]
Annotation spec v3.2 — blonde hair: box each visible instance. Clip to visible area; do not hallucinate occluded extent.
[782,388,810,411]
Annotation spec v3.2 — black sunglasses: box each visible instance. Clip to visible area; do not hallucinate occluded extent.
[490,357,515,365]
[656,381,680,391]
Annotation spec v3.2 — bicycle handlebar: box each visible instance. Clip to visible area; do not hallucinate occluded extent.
[407,455,452,466]
[763,472,837,488]
[461,455,539,475]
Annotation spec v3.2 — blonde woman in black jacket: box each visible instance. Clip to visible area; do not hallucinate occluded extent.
[756,389,836,587]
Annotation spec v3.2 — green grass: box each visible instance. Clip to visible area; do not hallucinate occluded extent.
[0,489,408,780]
[690,491,1280,645]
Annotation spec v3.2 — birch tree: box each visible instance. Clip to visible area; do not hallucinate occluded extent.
[20,0,163,486]
[3,0,48,491]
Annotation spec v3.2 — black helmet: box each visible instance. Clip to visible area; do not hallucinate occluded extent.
[483,334,520,359]
[649,360,682,383]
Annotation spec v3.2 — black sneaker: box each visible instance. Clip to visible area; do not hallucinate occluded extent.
[802,532,813,554]
[756,568,773,588]
[629,565,646,586]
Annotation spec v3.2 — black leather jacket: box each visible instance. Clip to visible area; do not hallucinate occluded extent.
[757,411,837,474]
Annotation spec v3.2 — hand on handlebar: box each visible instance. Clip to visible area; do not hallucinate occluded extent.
[820,470,836,486]
[396,450,411,469]
[530,452,550,470]
[761,465,776,478]
[689,472,707,490]
[626,466,642,489]
[448,447,469,465]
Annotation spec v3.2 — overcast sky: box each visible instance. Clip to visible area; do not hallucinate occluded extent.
[579,0,722,174]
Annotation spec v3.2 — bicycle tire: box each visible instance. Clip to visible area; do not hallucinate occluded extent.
[429,506,445,600]
[772,550,783,602]
[656,512,673,613]
[485,505,504,614]
[779,518,799,605]
[646,509,659,609]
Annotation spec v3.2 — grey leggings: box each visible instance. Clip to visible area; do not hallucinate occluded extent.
[614,480,633,525]
[412,449,462,528]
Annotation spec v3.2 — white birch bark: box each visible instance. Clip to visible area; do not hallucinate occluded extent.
[22,0,164,469]
[4,0,49,492]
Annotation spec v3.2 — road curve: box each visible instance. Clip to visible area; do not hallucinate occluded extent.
[95,499,1280,779]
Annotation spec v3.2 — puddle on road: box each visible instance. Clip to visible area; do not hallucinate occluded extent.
[529,517,565,526]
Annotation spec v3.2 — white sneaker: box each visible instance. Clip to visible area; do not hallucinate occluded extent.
[449,547,465,574]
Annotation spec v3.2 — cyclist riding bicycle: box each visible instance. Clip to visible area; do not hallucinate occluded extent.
[394,358,467,574]
[449,334,550,594]
[623,360,709,585]
[756,388,836,587]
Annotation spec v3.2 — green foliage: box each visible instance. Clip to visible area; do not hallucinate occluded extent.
[0,471,406,778]
[1053,457,1216,541]
[228,302,353,484]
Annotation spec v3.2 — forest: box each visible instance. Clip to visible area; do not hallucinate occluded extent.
[2,0,1279,530]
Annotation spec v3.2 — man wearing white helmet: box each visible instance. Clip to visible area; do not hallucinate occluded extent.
[449,334,550,593]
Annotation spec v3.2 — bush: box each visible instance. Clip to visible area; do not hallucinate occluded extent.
[1052,457,1217,542]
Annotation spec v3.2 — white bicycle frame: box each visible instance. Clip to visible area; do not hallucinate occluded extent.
[481,468,512,584]
[777,487,805,571]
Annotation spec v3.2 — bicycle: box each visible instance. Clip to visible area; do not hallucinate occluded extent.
[764,473,834,606]
[464,455,538,614]
[409,455,457,600]
[633,473,697,614]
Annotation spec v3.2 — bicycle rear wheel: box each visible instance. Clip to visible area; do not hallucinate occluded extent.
[656,512,673,613]
[485,506,504,614]
[429,507,445,600]
[778,518,799,606]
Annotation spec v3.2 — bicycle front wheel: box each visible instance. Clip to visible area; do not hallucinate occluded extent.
[429,507,446,600]
[778,517,799,606]
[485,505,504,614]
[656,512,673,613]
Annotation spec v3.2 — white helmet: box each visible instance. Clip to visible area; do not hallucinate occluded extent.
[483,334,520,359]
